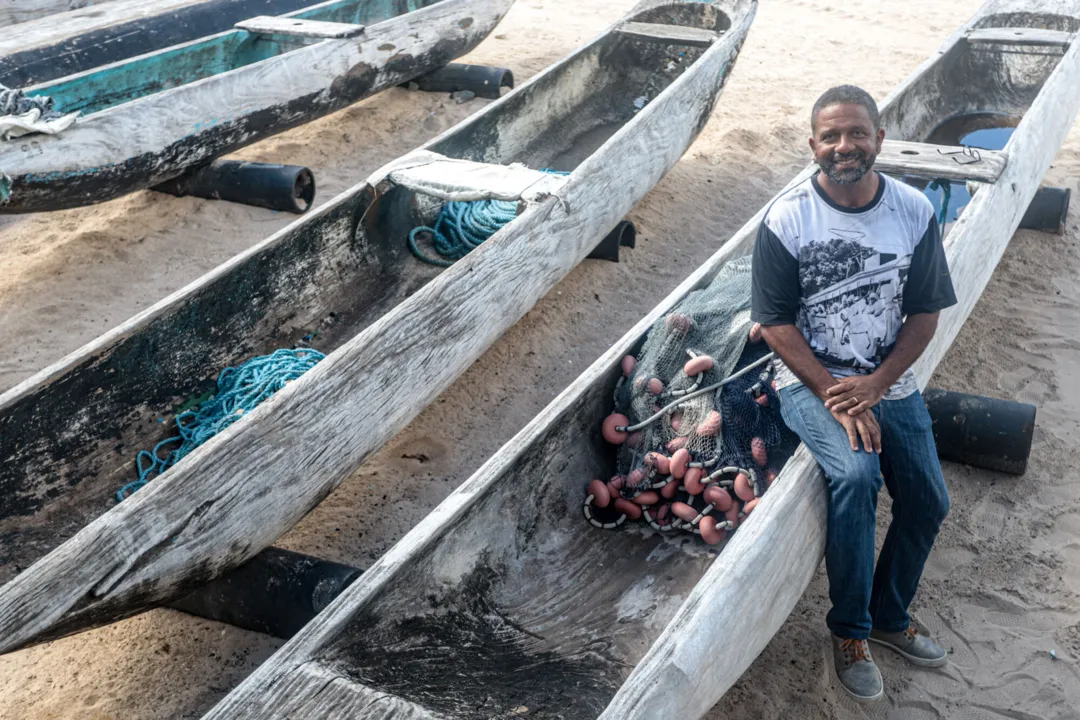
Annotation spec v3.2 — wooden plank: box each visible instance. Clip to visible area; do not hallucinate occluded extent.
[967,27,1073,47]
[0,0,755,656]
[877,139,1008,183]
[616,21,719,47]
[0,0,94,27]
[235,15,365,39]
[0,0,515,212]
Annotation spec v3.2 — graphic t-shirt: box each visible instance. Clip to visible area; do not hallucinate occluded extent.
[751,172,957,399]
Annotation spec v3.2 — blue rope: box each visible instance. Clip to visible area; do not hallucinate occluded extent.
[929,178,952,231]
[117,347,325,502]
[407,169,571,267]
[408,199,518,267]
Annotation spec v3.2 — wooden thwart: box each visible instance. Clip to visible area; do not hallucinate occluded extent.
[235,16,366,39]
[616,22,719,47]
[966,27,1073,47]
[877,139,1007,183]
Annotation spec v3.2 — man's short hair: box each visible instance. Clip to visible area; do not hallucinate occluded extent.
[811,85,881,132]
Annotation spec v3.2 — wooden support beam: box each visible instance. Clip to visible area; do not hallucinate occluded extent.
[876,140,1008,183]
[616,22,719,48]
[966,27,1073,48]
[235,15,366,39]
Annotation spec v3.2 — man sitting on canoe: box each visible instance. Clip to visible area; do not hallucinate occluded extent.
[750,85,955,702]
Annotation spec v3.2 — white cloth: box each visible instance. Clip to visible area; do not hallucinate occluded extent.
[0,107,78,141]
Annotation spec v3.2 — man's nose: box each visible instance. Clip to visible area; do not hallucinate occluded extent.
[836,134,856,153]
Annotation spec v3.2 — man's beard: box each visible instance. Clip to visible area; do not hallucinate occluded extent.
[819,149,875,184]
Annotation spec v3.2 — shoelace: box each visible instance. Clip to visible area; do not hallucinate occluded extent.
[839,638,872,665]
[903,624,918,642]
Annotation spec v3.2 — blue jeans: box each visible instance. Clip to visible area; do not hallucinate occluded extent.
[778,383,950,639]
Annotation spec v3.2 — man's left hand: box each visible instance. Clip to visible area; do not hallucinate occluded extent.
[824,374,889,416]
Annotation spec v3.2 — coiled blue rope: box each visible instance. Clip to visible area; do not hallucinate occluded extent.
[408,199,518,267]
[407,169,570,267]
[116,347,325,502]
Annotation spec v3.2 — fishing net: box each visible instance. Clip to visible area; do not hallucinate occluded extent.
[585,256,800,544]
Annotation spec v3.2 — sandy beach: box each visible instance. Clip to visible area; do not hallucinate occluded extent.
[2,0,1080,717]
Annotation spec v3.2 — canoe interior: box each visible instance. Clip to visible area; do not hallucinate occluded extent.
[0,7,716,595]
[34,0,442,117]
[0,0,329,88]
[248,11,1075,718]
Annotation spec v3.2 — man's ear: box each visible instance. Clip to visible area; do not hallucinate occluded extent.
[809,136,817,154]
[876,127,885,152]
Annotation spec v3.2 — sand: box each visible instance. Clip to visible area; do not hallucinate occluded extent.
[2,0,1079,717]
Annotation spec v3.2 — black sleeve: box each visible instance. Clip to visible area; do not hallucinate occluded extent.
[751,220,801,326]
[902,215,957,315]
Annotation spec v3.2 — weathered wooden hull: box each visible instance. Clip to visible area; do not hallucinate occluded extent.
[0,0,94,28]
[199,2,1080,718]
[0,0,353,87]
[0,0,513,213]
[0,0,754,654]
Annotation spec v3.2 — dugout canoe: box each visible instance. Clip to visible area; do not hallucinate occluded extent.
[0,0,515,213]
[0,0,756,654]
[201,2,1080,718]
[0,0,385,87]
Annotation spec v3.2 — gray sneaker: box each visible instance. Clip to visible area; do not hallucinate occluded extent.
[831,635,884,703]
[869,624,948,668]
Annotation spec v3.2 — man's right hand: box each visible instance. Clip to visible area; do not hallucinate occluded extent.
[830,406,882,454]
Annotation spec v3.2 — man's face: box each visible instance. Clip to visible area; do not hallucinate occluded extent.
[810,103,885,185]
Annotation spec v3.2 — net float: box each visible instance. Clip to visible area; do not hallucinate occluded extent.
[751,437,768,467]
[634,376,646,391]
[666,436,687,453]
[621,355,636,377]
[699,515,726,545]
[654,502,675,527]
[743,498,760,515]
[704,485,733,512]
[734,472,755,501]
[588,479,611,508]
[670,448,691,479]
[755,393,770,408]
[626,431,643,448]
[628,468,647,487]
[665,313,694,335]
[683,355,714,377]
[671,502,700,524]
[725,506,740,528]
[771,379,778,391]
[765,469,778,487]
[684,466,705,495]
[647,378,664,395]
[602,413,629,444]
[696,410,722,437]
[749,322,763,343]
[614,498,643,520]
[670,412,682,431]
[644,452,670,475]
[660,478,679,499]
[632,490,660,506]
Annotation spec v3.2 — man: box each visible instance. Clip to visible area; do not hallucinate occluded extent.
[751,85,955,702]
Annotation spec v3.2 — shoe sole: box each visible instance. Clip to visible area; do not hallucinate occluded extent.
[868,636,948,668]
[837,682,884,704]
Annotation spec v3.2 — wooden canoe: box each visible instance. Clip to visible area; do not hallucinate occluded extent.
[0,0,755,654]
[0,0,515,213]
[0,0,362,87]
[200,1,1080,718]
[0,0,95,28]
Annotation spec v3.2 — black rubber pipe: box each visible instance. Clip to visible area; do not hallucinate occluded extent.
[587,220,637,262]
[1019,186,1071,235]
[153,160,316,214]
[923,388,1036,476]
[407,63,514,99]
[168,547,362,639]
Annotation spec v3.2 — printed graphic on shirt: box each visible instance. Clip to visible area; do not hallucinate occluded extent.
[796,229,909,369]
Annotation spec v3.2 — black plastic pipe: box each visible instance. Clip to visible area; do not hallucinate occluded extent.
[1019,186,1071,235]
[923,388,1036,476]
[587,220,637,262]
[407,63,514,99]
[168,547,362,638]
[153,160,316,214]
